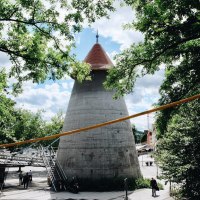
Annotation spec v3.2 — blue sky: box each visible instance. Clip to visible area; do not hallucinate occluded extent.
[0,2,165,131]
[73,28,121,61]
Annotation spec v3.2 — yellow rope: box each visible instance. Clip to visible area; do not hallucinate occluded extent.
[1,93,200,148]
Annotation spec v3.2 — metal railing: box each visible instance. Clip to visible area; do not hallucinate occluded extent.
[39,144,68,192]
[0,152,45,167]
[39,145,57,192]
[0,140,67,192]
[49,146,68,190]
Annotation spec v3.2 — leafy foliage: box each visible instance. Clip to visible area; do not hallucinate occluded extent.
[156,99,200,199]
[136,178,163,190]
[77,177,161,191]
[156,38,200,138]
[104,1,200,198]
[41,111,64,147]
[155,30,200,199]
[105,0,200,97]
[0,72,64,147]
[0,0,114,92]
[0,107,64,147]
[140,132,147,143]
[132,124,146,143]
[11,109,46,141]
[0,70,16,143]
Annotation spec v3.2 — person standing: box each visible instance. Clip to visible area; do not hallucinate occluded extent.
[150,177,158,197]
[18,171,23,185]
[28,170,32,182]
[23,173,29,189]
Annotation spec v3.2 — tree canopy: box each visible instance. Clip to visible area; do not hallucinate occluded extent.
[0,0,114,92]
[0,70,16,143]
[105,0,200,97]
[0,106,64,148]
[0,72,64,147]
[155,47,200,198]
[156,52,200,138]
[132,124,145,144]
[105,0,199,198]
[156,99,200,199]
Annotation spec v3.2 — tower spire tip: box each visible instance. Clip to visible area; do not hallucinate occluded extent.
[96,30,99,43]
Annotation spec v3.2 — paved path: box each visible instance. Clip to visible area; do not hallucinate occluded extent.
[0,187,174,200]
[0,155,174,200]
[0,188,174,200]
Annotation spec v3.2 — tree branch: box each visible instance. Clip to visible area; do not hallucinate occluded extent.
[130,34,200,70]
[0,18,59,26]
[8,8,19,19]
[150,34,200,63]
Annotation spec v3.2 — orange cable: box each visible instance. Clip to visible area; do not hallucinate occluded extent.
[0,93,200,148]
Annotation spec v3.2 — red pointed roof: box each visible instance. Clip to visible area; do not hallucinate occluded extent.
[84,43,113,70]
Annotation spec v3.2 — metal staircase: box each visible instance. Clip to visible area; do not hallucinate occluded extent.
[40,145,68,192]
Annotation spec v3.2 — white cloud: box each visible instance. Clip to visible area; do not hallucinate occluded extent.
[0,52,10,66]
[62,82,70,90]
[125,69,165,131]
[130,114,155,131]
[106,51,118,64]
[0,52,12,73]
[87,2,143,50]
[13,80,73,121]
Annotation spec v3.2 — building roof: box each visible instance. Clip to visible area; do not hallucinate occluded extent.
[84,43,113,70]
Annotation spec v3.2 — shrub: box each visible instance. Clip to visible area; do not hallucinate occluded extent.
[135,178,164,190]
[76,177,163,191]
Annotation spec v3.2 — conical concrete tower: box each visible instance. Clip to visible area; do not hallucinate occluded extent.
[56,39,141,189]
